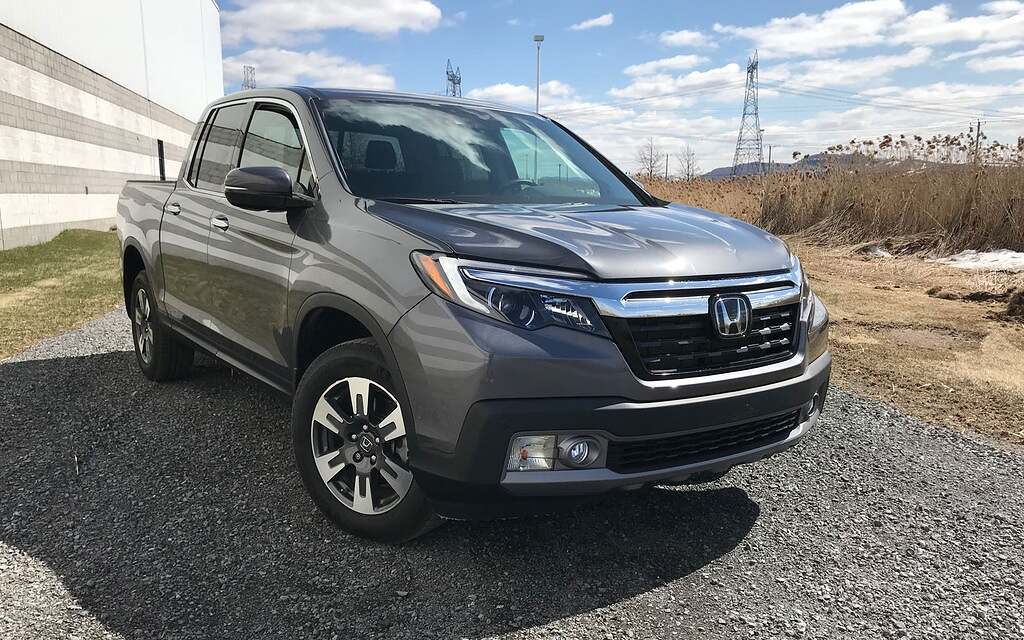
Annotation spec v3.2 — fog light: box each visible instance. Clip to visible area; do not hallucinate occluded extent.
[559,436,601,468]
[507,435,555,471]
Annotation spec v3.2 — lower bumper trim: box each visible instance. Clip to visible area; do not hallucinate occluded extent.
[500,398,821,496]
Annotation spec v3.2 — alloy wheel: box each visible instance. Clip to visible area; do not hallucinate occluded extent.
[310,377,413,515]
[133,288,155,365]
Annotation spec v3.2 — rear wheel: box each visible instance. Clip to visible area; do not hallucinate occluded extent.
[292,339,438,542]
[129,272,194,381]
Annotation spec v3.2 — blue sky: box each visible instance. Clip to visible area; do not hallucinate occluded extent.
[219,0,1024,171]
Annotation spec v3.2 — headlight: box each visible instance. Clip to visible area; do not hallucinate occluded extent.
[807,292,829,362]
[411,252,609,336]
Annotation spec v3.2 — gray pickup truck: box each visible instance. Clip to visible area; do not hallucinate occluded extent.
[117,88,831,541]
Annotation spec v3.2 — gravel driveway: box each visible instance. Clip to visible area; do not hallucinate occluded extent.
[2,310,1022,639]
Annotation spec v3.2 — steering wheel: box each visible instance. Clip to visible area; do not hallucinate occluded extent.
[500,179,540,192]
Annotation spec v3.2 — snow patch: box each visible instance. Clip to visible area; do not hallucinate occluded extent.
[931,250,1024,272]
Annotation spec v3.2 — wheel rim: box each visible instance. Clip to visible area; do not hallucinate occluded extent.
[133,288,154,365]
[310,377,412,516]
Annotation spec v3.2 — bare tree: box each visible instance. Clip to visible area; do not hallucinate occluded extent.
[635,137,661,180]
[676,143,700,181]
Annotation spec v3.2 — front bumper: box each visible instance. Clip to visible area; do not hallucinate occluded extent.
[387,294,830,516]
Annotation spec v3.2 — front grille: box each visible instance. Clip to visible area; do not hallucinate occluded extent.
[605,410,801,473]
[606,304,800,379]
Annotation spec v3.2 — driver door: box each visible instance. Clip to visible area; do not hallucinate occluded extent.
[204,102,315,389]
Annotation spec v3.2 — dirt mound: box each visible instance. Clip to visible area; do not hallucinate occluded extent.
[1005,289,1024,319]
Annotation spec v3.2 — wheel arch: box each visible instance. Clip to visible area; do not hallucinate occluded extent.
[121,239,150,313]
[291,293,409,403]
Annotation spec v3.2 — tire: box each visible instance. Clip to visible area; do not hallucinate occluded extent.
[292,339,439,542]
[129,271,194,381]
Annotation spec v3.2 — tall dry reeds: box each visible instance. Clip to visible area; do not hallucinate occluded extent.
[755,165,1024,253]
[643,130,1024,254]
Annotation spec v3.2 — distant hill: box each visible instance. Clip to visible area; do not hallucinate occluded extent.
[701,152,937,179]
[702,161,777,179]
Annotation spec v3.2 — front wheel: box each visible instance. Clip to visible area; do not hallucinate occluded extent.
[292,339,438,542]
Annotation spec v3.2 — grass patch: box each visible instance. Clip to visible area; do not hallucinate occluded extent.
[0,229,122,359]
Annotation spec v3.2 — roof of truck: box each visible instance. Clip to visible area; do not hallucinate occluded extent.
[212,86,539,118]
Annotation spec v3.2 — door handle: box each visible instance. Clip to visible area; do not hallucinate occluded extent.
[211,215,230,231]
[165,202,181,215]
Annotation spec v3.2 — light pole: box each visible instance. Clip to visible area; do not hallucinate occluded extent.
[533,35,544,113]
[533,34,545,180]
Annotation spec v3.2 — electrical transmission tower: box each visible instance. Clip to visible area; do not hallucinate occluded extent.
[445,59,462,97]
[242,65,256,90]
[731,51,763,176]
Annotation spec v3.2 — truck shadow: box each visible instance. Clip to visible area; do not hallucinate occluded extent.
[0,350,760,639]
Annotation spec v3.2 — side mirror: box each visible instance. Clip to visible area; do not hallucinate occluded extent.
[224,166,314,211]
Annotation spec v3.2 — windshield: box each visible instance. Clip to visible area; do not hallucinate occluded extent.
[317,97,644,206]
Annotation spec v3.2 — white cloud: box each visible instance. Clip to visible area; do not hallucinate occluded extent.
[658,29,716,48]
[713,0,908,58]
[773,47,932,87]
[221,0,443,46]
[442,10,468,27]
[624,55,710,77]
[569,13,614,31]
[507,18,521,26]
[715,0,1024,59]
[966,52,1024,72]
[862,79,1024,104]
[944,40,1024,61]
[892,1,1024,46]
[609,63,746,106]
[466,80,574,107]
[222,48,395,90]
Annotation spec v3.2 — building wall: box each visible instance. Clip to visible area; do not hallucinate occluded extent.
[0,0,222,249]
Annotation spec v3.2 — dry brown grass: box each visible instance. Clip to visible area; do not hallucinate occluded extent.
[643,177,762,221]
[757,166,1024,253]
[644,165,1024,254]
[791,240,1024,443]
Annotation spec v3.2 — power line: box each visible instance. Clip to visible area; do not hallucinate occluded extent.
[546,80,1024,122]
[767,80,1024,117]
[762,81,1023,120]
[545,81,745,117]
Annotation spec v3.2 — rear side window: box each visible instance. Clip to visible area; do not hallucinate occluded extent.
[240,106,314,195]
[193,103,248,192]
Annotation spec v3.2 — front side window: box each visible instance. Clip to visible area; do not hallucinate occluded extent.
[193,103,248,192]
[316,98,643,206]
[240,106,314,195]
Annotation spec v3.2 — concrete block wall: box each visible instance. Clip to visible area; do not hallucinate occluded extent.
[0,24,199,249]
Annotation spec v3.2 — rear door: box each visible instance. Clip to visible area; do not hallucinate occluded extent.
[160,102,250,328]
[204,101,314,387]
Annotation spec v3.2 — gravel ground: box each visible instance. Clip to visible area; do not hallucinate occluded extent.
[2,310,1022,640]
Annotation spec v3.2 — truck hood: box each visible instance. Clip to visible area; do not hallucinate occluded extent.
[366,201,792,280]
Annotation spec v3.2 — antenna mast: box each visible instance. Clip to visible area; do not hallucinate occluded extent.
[445,59,462,97]
[241,65,256,90]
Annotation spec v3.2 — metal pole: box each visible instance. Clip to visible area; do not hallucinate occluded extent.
[533,35,544,113]
[533,35,544,181]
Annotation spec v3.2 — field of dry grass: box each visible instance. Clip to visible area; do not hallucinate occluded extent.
[758,166,1024,253]
[646,157,1024,254]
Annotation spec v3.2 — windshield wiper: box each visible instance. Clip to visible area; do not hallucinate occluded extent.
[379,197,467,205]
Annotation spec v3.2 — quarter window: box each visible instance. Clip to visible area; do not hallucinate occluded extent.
[193,103,249,192]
